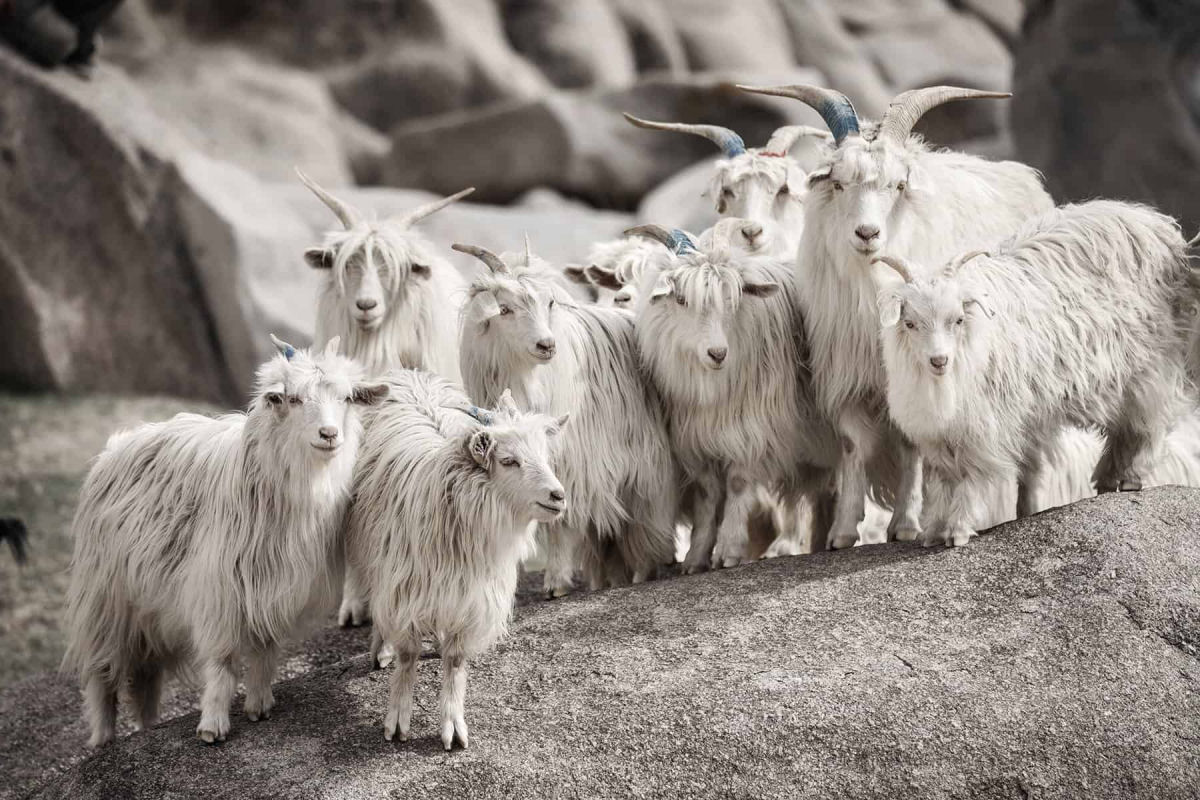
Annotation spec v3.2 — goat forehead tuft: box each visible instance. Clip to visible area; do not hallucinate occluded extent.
[825,140,910,187]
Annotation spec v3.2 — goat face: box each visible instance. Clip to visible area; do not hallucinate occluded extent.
[467,413,569,523]
[467,278,560,365]
[878,275,991,381]
[808,138,916,262]
[306,226,433,332]
[710,153,803,224]
[259,342,389,461]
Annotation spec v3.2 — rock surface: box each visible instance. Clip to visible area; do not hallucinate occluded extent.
[29,488,1200,799]
[1013,0,1200,232]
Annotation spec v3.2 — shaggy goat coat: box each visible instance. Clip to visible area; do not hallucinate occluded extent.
[63,343,380,746]
[879,201,1200,544]
[458,254,679,592]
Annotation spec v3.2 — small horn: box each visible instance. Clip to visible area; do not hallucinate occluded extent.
[623,113,746,158]
[452,243,509,274]
[872,256,916,284]
[878,86,1011,143]
[624,225,697,254]
[524,233,533,267]
[945,250,990,276]
[736,84,860,145]
[396,187,475,227]
[762,125,834,155]
[295,168,360,230]
[269,333,298,361]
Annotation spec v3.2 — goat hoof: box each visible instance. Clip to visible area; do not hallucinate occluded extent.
[1118,479,1143,492]
[197,729,224,744]
[829,535,857,550]
[722,556,741,569]
[891,526,921,543]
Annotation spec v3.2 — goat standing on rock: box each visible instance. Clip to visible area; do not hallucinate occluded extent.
[876,201,1200,546]
[62,336,388,746]
[344,376,566,749]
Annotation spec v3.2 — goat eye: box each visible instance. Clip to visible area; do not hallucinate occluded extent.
[904,321,915,330]
[778,184,790,196]
[499,457,519,468]
[897,181,906,192]
[548,299,555,309]
[955,317,965,326]
[287,395,302,406]
[833,182,843,192]
[499,304,512,316]
[674,294,686,307]
[722,188,734,198]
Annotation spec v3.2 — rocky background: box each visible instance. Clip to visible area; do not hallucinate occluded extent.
[2,0,1200,796]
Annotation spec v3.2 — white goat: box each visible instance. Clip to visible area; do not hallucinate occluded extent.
[299,169,471,383]
[562,237,663,309]
[738,83,1055,549]
[631,219,904,569]
[456,240,679,596]
[62,336,388,746]
[624,113,832,259]
[298,170,471,627]
[344,375,566,750]
[875,201,1200,546]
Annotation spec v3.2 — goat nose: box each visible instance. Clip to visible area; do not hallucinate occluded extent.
[549,489,565,503]
[536,338,556,354]
[742,224,762,242]
[356,298,377,311]
[930,355,948,368]
[855,224,880,241]
[707,346,728,363]
[319,425,339,441]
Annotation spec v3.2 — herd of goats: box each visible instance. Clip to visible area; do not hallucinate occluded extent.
[60,83,1200,752]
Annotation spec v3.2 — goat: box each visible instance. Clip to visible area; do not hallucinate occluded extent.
[624,113,832,258]
[737,83,1055,549]
[562,237,664,309]
[61,336,388,746]
[456,239,679,597]
[875,201,1199,545]
[344,376,566,749]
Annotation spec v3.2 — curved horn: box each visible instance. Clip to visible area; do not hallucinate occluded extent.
[396,186,475,227]
[945,250,990,276]
[452,243,509,274]
[878,86,1011,143]
[523,233,533,267]
[269,333,298,361]
[872,255,917,284]
[736,84,860,145]
[623,225,697,254]
[623,113,746,158]
[295,168,360,230]
[762,125,835,156]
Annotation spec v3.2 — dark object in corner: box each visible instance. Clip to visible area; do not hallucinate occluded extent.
[0,517,29,565]
[0,0,122,69]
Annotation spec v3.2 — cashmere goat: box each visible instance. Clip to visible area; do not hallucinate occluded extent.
[876,200,1200,546]
[344,375,565,749]
[298,170,471,626]
[62,336,388,746]
[456,239,679,597]
[738,83,1055,549]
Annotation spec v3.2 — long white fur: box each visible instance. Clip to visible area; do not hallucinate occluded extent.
[799,128,1055,548]
[878,200,1200,546]
[344,372,564,749]
[632,222,903,570]
[62,341,386,747]
[459,248,679,597]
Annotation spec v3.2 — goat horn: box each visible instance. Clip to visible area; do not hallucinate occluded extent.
[295,168,360,230]
[736,84,860,145]
[762,125,834,155]
[878,86,1011,143]
[946,250,990,275]
[523,233,533,266]
[624,225,697,254]
[269,333,298,361]
[452,243,509,274]
[397,187,475,227]
[872,255,917,284]
[623,113,746,158]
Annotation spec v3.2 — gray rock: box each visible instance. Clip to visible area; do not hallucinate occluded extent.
[659,0,797,71]
[608,0,689,75]
[384,74,816,207]
[31,488,1200,798]
[1013,0,1200,233]
[500,0,638,89]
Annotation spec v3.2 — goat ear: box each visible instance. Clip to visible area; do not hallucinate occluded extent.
[352,382,390,406]
[586,264,623,291]
[411,262,431,279]
[964,296,994,319]
[469,291,502,325]
[263,383,285,409]
[562,265,590,286]
[649,273,673,302]
[806,167,833,190]
[878,292,903,327]
[467,430,495,469]
[742,280,779,298]
[550,413,570,435]
[305,247,334,270]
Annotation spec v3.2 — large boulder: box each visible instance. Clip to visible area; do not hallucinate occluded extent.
[658,0,796,71]
[608,0,689,76]
[1013,0,1200,232]
[31,488,1200,798]
[383,72,823,208]
[499,0,637,89]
